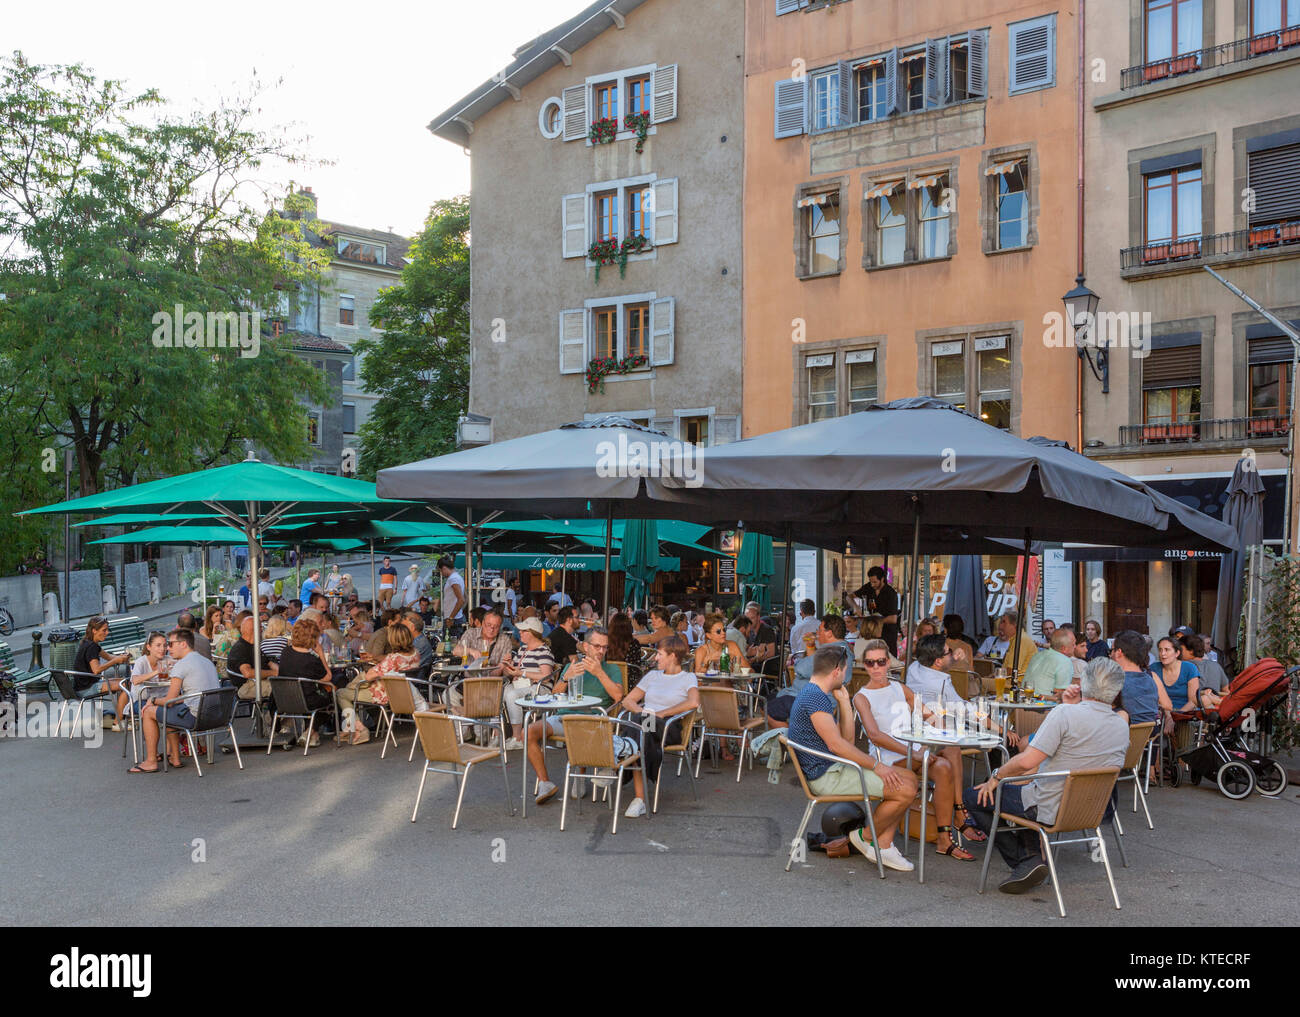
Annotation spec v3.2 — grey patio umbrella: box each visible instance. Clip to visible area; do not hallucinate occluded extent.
[942,555,992,645]
[1211,456,1266,662]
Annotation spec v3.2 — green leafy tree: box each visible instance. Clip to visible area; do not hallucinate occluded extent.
[0,53,332,569]
[354,196,470,479]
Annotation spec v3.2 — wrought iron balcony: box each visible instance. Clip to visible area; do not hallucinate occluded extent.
[1121,30,1300,90]
[1117,415,1290,447]
[1120,222,1300,270]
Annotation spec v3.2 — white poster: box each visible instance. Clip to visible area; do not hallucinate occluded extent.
[1041,547,1072,631]
[792,549,817,608]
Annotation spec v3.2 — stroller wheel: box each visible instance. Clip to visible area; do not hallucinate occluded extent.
[1162,756,1182,788]
[1254,760,1288,797]
[1216,760,1256,800]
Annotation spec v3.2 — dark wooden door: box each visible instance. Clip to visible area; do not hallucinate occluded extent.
[1105,562,1149,635]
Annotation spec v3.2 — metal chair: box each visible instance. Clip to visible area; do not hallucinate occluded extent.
[695,686,767,781]
[159,686,244,777]
[378,673,435,761]
[267,677,338,755]
[1113,721,1157,835]
[410,710,514,828]
[50,668,111,738]
[653,708,699,813]
[976,767,1123,918]
[779,735,885,878]
[451,676,507,748]
[558,714,646,834]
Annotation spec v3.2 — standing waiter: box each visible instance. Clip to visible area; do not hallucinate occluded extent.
[854,566,900,657]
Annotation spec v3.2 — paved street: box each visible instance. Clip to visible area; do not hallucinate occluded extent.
[2,718,1295,926]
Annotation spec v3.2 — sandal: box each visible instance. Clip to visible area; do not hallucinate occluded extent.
[127,764,160,774]
[955,809,987,842]
[935,826,976,861]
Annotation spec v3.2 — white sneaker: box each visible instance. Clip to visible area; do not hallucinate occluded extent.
[503,736,524,751]
[111,721,122,733]
[570,778,587,800]
[848,827,878,864]
[624,797,647,818]
[486,730,502,748]
[878,844,915,872]
[535,780,558,805]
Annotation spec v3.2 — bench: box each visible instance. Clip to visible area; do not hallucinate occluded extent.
[102,616,147,654]
[1,639,51,697]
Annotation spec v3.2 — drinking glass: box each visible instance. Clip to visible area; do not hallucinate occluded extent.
[572,671,584,702]
[994,675,1007,701]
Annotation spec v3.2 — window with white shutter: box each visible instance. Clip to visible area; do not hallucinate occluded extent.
[774,77,808,138]
[650,416,676,437]
[1009,15,1056,94]
[562,193,588,259]
[711,415,741,444]
[652,178,679,245]
[559,308,587,374]
[561,84,588,141]
[652,64,678,124]
[776,0,808,13]
[650,297,675,366]
[1247,135,1300,229]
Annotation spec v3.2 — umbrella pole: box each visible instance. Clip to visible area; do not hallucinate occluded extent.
[903,500,921,675]
[465,511,473,624]
[1011,528,1031,678]
[247,514,262,705]
[561,544,568,607]
[369,540,377,615]
[200,543,208,614]
[779,524,794,678]
[295,545,301,602]
[602,505,614,620]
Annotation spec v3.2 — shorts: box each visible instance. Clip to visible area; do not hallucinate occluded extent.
[808,761,883,799]
[163,703,198,731]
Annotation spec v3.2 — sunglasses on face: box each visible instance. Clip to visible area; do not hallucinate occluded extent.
[864,657,889,667]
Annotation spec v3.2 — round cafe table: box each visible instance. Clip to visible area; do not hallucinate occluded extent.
[516,692,603,819]
[895,727,1003,885]
[987,697,1055,739]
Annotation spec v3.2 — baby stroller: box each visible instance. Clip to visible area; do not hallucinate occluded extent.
[1177,658,1292,800]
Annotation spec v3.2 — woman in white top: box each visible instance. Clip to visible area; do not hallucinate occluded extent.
[127,631,172,727]
[619,636,701,820]
[851,638,982,862]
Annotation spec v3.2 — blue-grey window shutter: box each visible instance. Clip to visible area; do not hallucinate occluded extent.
[924,38,948,108]
[967,29,987,98]
[1010,15,1055,93]
[882,48,899,115]
[774,77,808,138]
[838,60,854,126]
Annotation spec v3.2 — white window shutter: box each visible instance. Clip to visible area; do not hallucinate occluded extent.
[650,297,675,367]
[651,416,676,437]
[967,29,987,98]
[774,77,807,138]
[1010,16,1055,93]
[775,0,804,14]
[651,178,678,246]
[559,308,587,374]
[561,84,588,141]
[837,60,854,126]
[883,49,899,115]
[712,415,741,445]
[562,193,588,258]
[652,64,678,123]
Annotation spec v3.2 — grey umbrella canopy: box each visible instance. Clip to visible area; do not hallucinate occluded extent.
[1211,457,1266,658]
[942,555,993,644]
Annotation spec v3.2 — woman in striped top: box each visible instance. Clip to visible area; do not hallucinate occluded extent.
[260,615,290,661]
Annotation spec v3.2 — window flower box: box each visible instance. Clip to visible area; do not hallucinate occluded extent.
[587,234,652,282]
[1281,221,1300,242]
[588,117,618,145]
[1169,54,1199,74]
[624,111,652,153]
[1283,26,1300,47]
[585,354,648,394]
[1250,225,1280,248]
[1251,33,1279,54]
[1143,61,1170,81]
[1142,243,1170,263]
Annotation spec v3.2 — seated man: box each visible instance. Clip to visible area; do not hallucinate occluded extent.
[1110,629,1172,725]
[905,634,963,707]
[787,645,918,872]
[742,602,779,676]
[128,629,220,773]
[977,612,1036,676]
[769,614,852,726]
[1022,628,1077,701]
[1179,632,1229,710]
[226,616,279,700]
[963,656,1130,894]
[497,617,556,749]
[530,625,626,804]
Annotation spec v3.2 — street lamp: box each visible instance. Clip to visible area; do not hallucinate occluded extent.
[1062,276,1106,393]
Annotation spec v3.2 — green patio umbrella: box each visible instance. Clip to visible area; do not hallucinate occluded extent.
[736,530,775,613]
[615,519,661,611]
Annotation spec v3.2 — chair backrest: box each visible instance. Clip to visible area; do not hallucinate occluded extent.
[1012,707,1046,737]
[383,673,418,715]
[698,685,742,730]
[778,735,819,801]
[50,669,78,699]
[560,714,618,768]
[461,677,503,719]
[661,708,698,752]
[972,658,995,678]
[1047,767,1122,832]
[1124,721,1157,769]
[269,677,311,715]
[848,667,871,702]
[413,710,462,764]
[192,686,240,731]
[948,669,977,700]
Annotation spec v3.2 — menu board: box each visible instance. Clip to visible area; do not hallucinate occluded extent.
[716,556,737,595]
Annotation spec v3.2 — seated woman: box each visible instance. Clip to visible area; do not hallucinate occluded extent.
[126,631,171,728]
[606,613,643,690]
[856,614,902,669]
[634,606,677,646]
[128,629,219,773]
[1150,635,1200,712]
[276,618,337,746]
[260,614,290,662]
[498,617,557,749]
[71,617,132,731]
[852,638,985,861]
[692,612,746,677]
[1179,633,1228,710]
[337,622,420,745]
[631,610,651,636]
[618,636,701,820]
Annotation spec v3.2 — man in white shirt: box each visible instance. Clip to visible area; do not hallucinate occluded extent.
[504,579,518,619]
[904,633,964,707]
[257,569,276,608]
[788,599,820,658]
[438,555,467,636]
[399,564,425,608]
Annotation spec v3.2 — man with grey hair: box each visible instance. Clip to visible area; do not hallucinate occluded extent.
[962,656,1129,894]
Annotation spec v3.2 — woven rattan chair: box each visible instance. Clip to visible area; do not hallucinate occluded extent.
[971,658,996,679]
[977,767,1123,917]
[378,673,438,761]
[1113,721,1157,835]
[780,735,885,878]
[453,676,507,747]
[695,686,766,781]
[410,710,514,829]
[558,714,646,834]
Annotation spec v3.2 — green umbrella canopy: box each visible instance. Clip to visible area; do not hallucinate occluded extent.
[88,525,258,546]
[615,519,662,610]
[72,510,361,528]
[736,531,775,612]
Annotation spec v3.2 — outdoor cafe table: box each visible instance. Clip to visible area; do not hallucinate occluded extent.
[895,727,1003,885]
[516,692,604,818]
[987,697,1056,738]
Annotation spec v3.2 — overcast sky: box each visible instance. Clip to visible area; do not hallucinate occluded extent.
[7,0,587,238]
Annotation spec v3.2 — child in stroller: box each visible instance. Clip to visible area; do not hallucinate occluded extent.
[1176,658,1292,799]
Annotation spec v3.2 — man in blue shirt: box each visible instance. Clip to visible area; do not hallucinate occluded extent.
[299,568,322,606]
[787,645,918,872]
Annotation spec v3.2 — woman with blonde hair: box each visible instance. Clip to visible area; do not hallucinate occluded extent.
[260,614,290,662]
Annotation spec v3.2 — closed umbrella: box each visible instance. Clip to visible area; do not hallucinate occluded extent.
[616,519,661,610]
[943,554,991,645]
[1212,457,1266,664]
[736,531,775,613]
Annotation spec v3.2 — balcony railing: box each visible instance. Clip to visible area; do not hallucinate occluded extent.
[1121,221,1300,270]
[1118,415,1290,446]
[1120,29,1300,90]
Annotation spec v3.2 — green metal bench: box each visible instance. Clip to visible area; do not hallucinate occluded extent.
[1,639,52,697]
[102,616,147,654]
